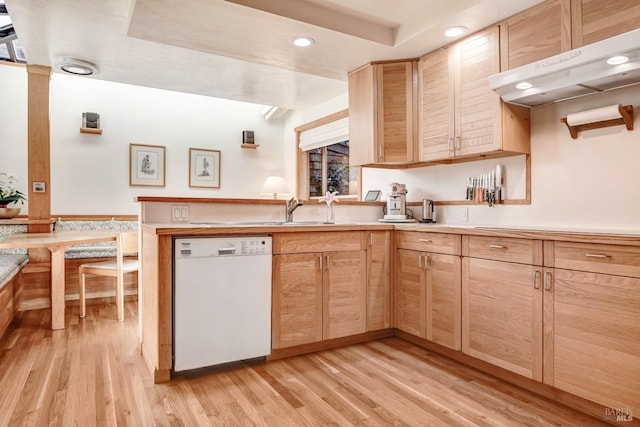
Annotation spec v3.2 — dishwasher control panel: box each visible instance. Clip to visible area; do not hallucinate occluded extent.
[175,236,272,258]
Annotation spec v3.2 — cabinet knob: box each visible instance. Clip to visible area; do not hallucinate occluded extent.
[448,138,454,151]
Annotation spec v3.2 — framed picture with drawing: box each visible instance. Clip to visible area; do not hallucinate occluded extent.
[129,143,166,187]
[189,148,221,188]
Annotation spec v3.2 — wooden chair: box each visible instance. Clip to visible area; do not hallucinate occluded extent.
[78,231,138,320]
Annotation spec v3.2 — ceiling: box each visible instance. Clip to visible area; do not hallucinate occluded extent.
[5,0,543,111]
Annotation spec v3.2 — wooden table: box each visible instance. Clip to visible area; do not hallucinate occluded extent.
[0,231,121,330]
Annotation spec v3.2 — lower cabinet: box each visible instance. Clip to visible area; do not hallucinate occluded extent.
[366,230,391,331]
[272,253,324,349]
[462,257,543,381]
[272,231,368,350]
[544,241,640,414]
[396,248,461,351]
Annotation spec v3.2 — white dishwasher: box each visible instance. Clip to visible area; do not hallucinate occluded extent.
[173,236,272,372]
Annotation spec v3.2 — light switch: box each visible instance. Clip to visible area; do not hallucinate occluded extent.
[180,206,189,221]
[172,206,181,222]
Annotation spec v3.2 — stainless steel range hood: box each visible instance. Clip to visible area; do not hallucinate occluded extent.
[489,28,640,107]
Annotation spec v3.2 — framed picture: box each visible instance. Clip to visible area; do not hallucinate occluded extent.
[189,148,221,188]
[129,143,165,187]
[365,190,382,201]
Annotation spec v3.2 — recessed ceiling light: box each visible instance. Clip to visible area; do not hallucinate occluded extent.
[444,26,467,38]
[607,55,629,65]
[292,36,315,47]
[57,58,99,76]
[516,82,533,90]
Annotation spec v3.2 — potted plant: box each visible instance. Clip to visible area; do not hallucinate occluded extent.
[0,172,27,219]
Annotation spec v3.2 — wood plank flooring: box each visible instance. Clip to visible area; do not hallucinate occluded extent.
[0,300,611,426]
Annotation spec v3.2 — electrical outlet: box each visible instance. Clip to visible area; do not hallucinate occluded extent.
[459,207,468,223]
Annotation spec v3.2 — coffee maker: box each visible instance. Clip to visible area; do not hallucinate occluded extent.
[383,183,408,221]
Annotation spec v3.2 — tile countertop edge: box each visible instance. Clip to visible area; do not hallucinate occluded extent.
[139,223,640,245]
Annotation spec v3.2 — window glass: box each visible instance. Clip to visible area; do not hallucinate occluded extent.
[326,140,351,195]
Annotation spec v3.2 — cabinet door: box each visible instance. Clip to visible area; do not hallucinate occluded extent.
[323,250,367,340]
[505,0,569,69]
[348,64,376,166]
[546,268,640,413]
[272,254,323,349]
[419,48,455,161]
[426,253,462,351]
[454,26,502,157]
[573,0,640,47]
[377,62,417,163]
[367,231,391,331]
[396,249,426,337]
[462,257,543,380]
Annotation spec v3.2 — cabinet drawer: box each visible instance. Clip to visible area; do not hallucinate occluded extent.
[273,232,364,254]
[552,242,640,278]
[464,235,542,265]
[395,231,460,255]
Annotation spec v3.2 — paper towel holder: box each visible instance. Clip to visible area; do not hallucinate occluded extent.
[560,104,633,139]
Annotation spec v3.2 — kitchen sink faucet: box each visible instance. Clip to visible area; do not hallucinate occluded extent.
[285,197,303,222]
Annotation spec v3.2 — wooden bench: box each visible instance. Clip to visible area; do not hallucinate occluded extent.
[0,224,29,338]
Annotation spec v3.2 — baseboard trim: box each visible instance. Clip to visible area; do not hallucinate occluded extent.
[268,329,394,361]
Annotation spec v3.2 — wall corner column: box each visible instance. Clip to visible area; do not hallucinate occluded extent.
[26,64,52,233]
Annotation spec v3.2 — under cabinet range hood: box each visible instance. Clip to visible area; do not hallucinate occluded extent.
[489,28,640,107]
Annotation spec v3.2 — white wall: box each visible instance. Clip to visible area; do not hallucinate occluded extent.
[4,61,640,230]
[0,65,28,211]
[284,85,640,231]
[1,64,285,215]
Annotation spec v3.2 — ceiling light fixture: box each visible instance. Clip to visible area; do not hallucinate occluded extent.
[516,82,533,90]
[292,36,315,47]
[444,26,467,38]
[607,55,629,65]
[57,58,99,76]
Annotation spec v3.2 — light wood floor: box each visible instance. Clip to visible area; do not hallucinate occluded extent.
[0,300,610,427]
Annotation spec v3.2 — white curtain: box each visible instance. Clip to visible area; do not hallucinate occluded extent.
[298,117,349,152]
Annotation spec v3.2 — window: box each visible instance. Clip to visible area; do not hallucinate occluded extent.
[296,109,360,200]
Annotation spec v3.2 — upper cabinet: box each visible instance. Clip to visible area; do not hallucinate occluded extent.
[504,0,640,69]
[419,26,531,162]
[503,0,571,70]
[571,0,640,47]
[348,60,418,166]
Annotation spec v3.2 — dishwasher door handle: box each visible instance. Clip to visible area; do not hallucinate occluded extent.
[218,247,236,255]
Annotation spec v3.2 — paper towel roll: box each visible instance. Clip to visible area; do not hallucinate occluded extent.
[566,104,622,126]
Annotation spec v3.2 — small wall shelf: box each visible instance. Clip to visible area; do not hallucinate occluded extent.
[80,127,102,135]
[241,143,259,149]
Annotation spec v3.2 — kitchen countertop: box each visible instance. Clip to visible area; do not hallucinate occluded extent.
[141,221,640,245]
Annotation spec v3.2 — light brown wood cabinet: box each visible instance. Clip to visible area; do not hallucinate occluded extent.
[272,232,367,349]
[396,231,462,350]
[503,0,640,69]
[366,230,391,331]
[419,26,530,162]
[461,236,544,381]
[272,253,323,349]
[543,241,640,414]
[502,0,570,70]
[348,60,418,166]
[572,0,640,48]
